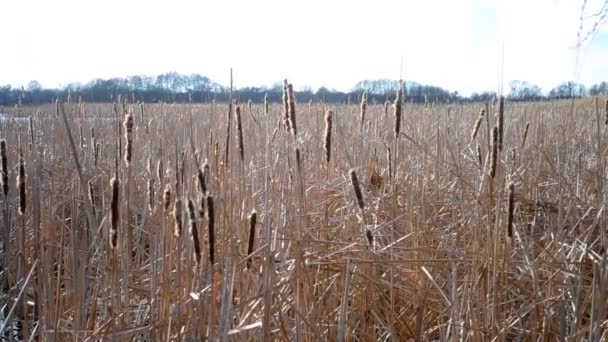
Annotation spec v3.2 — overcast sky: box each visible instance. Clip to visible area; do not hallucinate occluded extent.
[1,0,607,95]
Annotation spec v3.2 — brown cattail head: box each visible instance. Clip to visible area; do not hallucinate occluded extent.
[287,83,297,137]
[147,178,155,212]
[88,178,96,209]
[0,139,8,196]
[79,124,84,149]
[110,177,119,249]
[394,81,404,138]
[490,126,498,179]
[476,144,483,167]
[264,93,269,115]
[28,116,34,146]
[470,109,484,143]
[235,105,245,162]
[197,167,207,196]
[605,98,608,125]
[365,229,374,246]
[387,146,392,181]
[282,80,290,131]
[506,182,515,238]
[497,96,504,151]
[384,101,389,116]
[173,198,183,237]
[124,113,134,166]
[295,147,301,173]
[324,110,333,163]
[521,122,530,149]
[206,195,215,265]
[157,159,164,184]
[187,199,202,266]
[163,184,171,212]
[246,209,257,269]
[17,138,26,216]
[360,90,368,128]
[349,169,364,211]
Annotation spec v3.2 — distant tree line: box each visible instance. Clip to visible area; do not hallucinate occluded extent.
[1,72,607,107]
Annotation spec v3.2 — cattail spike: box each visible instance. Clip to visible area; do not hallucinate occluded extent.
[163,185,171,212]
[490,126,498,179]
[187,199,202,266]
[173,198,183,237]
[247,210,257,269]
[110,177,119,249]
[324,110,333,164]
[124,113,134,166]
[506,182,515,239]
[394,81,404,138]
[235,105,245,162]
[0,139,8,197]
[349,169,364,211]
[287,83,297,137]
[206,195,215,265]
[17,138,26,216]
[497,96,504,151]
[521,122,530,149]
[360,90,368,128]
[470,109,484,143]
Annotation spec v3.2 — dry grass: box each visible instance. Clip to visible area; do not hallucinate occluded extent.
[0,97,607,341]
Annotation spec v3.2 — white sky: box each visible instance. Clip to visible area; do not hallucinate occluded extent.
[1,0,607,95]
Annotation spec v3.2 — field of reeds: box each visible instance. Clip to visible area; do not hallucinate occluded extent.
[0,85,607,341]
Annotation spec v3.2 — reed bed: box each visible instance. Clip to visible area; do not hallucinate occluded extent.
[0,96,607,341]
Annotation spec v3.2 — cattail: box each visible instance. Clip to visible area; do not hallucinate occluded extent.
[264,93,269,115]
[324,110,333,163]
[17,139,26,216]
[173,198,183,237]
[476,144,483,167]
[124,113,134,166]
[187,199,202,266]
[88,178,96,209]
[0,139,8,197]
[109,177,119,249]
[506,182,515,238]
[28,116,34,146]
[349,169,364,211]
[387,147,392,181]
[287,83,297,136]
[604,98,608,125]
[235,105,245,162]
[394,81,404,138]
[365,229,374,246]
[521,122,530,149]
[79,124,84,149]
[206,195,215,265]
[295,147,301,173]
[360,90,368,128]
[497,96,504,151]
[246,210,257,269]
[197,167,207,195]
[157,159,164,184]
[470,109,484,143]
[94,143,100,167]
[147,178,155,211]
[282,80,290,131]
[163,184,171,212]
[490,126,498,179]
[384,101,389,116]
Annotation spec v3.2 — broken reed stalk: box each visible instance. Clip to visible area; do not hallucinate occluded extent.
[490,126,498,179]
[324,110,333,163]
[110,176,119,249]
[187,199,202,266]
[287,83,297,137]
[394,81,404,138]
[470,109,485,143]
[497,96,504,151]
[206,195,215,265]
[246,210,257,270]
[360,90,368,128]
[521,122,530,149]
[235,105,245,162]
[506,182,515,239]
